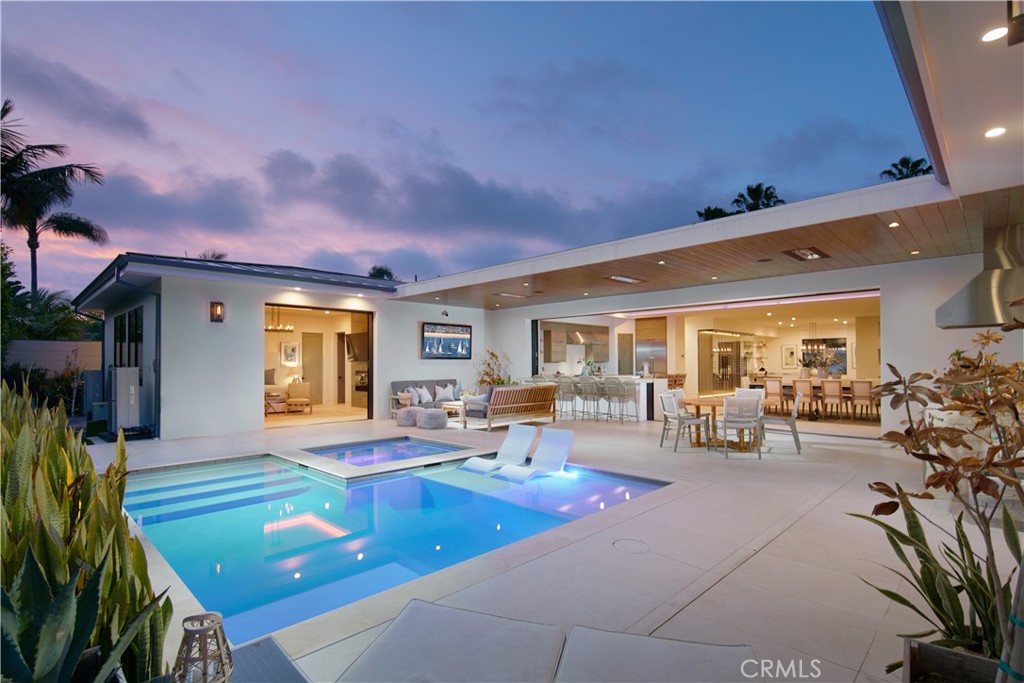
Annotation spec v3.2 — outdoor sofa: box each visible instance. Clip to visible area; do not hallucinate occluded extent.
[461,384,557,431]
[389,379,460,416]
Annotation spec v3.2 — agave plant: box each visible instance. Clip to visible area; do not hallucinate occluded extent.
[0,382,172,682]
[851,331,1023,675]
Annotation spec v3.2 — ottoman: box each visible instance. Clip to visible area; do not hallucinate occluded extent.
[417,408,449,430]
[396,406,426,427]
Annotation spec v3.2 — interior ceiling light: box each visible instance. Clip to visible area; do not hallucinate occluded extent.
[766,312,772,316]
[985,127,1007,138]
[610,289,879,318]
[981,26,1008,42]
[657,260,666,265]
[783,247,830,261]
[607,275,645,284]
[496,292,526,298]
[888,221,900,228]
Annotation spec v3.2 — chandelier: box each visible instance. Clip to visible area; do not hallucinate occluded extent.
[264,305,294,332]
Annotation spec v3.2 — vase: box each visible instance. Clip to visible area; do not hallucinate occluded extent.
[800,368,811,379]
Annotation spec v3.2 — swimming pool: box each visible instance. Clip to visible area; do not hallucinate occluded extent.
[303,437,464,467]
[124,456,662,644]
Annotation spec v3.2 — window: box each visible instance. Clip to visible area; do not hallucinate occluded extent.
[114,307,143,370]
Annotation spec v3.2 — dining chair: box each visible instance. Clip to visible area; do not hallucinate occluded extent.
[763,377,786,414]
[792,378,817,416]
[819,379,846,419]
[619,378,639,422]
[762,392,803,453]
[719,396,762,459]
[849,380,876,419]
[658,392,710,452]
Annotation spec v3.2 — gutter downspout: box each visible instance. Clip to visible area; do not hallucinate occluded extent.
[113,268,161,439]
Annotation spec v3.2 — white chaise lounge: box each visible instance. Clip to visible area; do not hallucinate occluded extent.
[338,599,760,682]
[495,427,574,482]
[459,423,537,473]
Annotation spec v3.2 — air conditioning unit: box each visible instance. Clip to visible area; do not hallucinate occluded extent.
[114,367,140,429]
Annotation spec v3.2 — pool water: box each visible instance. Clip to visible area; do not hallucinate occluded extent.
[124,457,662,644]
[303,437,463,467]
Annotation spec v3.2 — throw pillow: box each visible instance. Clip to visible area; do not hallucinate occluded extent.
[264,368,276,385]
[404,386,420,405]
[415,386,433,403]
[397,391,413,407]
[434,383,455,402]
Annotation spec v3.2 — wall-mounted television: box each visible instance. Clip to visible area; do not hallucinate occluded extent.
[421,323,472,360]
[346,332,369,361]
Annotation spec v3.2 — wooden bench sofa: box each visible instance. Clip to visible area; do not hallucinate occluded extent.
[461,384,557,431]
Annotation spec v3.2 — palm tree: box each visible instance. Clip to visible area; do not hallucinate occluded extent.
[731,183,786,213]
[368,264,396,280]
[696,206,732,221]
[879,155,933,181]
[1,99,106,295]
[196,249,228,260]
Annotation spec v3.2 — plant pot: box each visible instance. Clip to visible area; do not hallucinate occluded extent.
[902,639,998,683]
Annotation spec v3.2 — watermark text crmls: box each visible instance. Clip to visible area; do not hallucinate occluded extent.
[741,658,823,679]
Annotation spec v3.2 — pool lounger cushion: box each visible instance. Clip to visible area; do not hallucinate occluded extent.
[338,600,565,682]
[554,625,758,682]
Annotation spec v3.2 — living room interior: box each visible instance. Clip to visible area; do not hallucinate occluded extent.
[263,304,372,425]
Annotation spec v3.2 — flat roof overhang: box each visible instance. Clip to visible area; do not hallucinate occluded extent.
[396,178,1021,310]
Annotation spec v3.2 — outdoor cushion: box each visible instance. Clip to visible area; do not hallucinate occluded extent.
[435,383,456,402]
[415,386,434,403]
[555,625,758,682]
[417,409,448,429]
[404,385,421,405]
[396,406,425,427]
[396,391,413,407]
[338,600,564,682]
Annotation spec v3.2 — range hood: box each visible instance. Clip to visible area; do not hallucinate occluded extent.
[936,223,1023,329]
[570,330,602,345]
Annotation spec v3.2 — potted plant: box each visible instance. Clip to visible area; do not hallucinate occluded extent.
[851,330,1023,682]
[799,353,818,379]
[476,349,513,390]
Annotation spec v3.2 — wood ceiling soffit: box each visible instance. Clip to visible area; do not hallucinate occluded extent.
[915,203,956,257]
[936,200,972,254]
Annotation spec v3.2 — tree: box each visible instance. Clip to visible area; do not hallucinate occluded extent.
[879,155,933,181]
[196,249,228,260]
[368,264,396,280]
[730,183,786,213]
[1,99,107,295]
[696,206,732,221]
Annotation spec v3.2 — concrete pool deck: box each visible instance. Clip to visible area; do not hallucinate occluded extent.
[87,418,1012,683]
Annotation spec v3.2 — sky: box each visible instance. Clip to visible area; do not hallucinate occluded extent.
[0,1,927,296]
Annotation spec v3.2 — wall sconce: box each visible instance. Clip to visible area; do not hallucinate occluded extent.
[210,301,225,323]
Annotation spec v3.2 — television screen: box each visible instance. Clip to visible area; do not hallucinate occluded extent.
[421,323,472,360]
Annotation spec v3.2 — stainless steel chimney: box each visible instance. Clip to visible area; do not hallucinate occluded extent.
[936,223,1024,329]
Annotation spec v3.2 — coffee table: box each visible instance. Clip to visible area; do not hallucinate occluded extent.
[440,400,463,417]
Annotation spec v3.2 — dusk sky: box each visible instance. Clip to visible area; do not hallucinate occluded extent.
[1,1,927,296]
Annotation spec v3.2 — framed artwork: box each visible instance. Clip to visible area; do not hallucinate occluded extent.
[421,322,472,360]
[782,344,798,369]
[281,341,301,367]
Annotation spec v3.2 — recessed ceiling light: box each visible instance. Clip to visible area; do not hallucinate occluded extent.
[495,303,501,307]
[583,292,589,296]
[843,320,848,324]
[790,317,796,321]
[888,221,900,228]
[778,321,783,326]
[711,276,718,280]
[657,260,666,265]
[607,275,644,284]
[985,127,1006,138]
[293,287,302,291]
[496,292,526,298]
[982,26,1008,42]
[523,282,530,286]
[434,296,440,300]
[789,324,794,328]
[324,310,330,315]
[766,312,772,317]
[782,247,829,261]
[833,318,838,322]
[357,293,364,297]
[910,250,920,255]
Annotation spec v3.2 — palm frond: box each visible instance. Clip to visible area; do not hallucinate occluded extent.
[40,213,108,243]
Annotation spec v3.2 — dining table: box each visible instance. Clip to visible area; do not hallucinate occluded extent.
[678,394,758,451]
